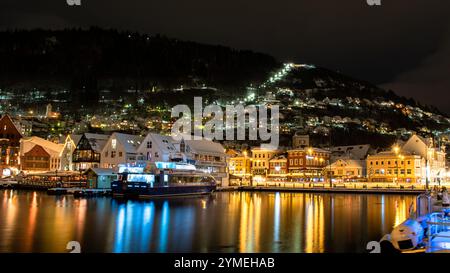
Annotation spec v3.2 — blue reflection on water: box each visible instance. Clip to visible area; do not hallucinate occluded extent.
[140,202,155,252]
[158,201,169,253]
[114,204,126,253]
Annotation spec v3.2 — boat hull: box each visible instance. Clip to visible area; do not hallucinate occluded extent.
[111,182,216,199]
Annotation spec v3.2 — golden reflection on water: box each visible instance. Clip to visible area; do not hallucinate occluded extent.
[0,190,417,253]
[304,195,325,253]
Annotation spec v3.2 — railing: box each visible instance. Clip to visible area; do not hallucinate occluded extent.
[250,181,427,190]
[426,212,450,253]
[18,180,86,189]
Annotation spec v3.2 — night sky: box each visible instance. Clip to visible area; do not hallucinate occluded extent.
[1,0,449,114]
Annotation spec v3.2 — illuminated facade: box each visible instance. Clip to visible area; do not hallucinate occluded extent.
[72,133,109,171]
[367,151,424,183]
[100,132,143,170]
[19,136,64,172]
[287,147,330,181]
[268,154,288,181]
[0,114,23,175]
[324,159,366,181]
[251,148,281,180]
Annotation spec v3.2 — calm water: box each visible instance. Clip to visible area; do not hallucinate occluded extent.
[0,189,416,253]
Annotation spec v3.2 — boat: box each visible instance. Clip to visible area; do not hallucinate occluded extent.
[111,162,217,199]
[380,188,450,253]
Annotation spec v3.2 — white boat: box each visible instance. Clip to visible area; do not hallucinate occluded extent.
[381,191,450,253]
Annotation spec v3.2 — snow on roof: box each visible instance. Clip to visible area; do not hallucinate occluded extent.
[85,168,116,176]
[149,133,178,153]
[329,159,365,168]
[184,139,225,156]
[331,144,371,160]
[21,136,64,156]
[112,133,143,153]
[84,133,110,153]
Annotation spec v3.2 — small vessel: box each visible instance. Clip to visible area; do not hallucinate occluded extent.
[111,162,217,199]
[380,188,450,253]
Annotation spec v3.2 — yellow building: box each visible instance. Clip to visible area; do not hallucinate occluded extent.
[228,151,252,182]
[251,147,281,183]
[367,151,424,183]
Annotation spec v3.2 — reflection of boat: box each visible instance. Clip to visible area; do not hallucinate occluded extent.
[111,163,217,199]
[381,191,450,253]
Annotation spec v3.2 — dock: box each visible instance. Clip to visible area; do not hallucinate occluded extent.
[218,183,427,195]
[47,187,112,197]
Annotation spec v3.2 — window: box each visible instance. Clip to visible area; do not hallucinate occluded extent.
[147,141,152,149]
[155,152,159,158]
[111,139,117,149]
[111,151,116,158]
[407,169,412,175]
[119,152,123,157]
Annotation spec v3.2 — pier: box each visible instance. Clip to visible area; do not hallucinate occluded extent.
[219,182,428,195]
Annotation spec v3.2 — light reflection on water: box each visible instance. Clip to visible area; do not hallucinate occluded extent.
[0,189,416,253]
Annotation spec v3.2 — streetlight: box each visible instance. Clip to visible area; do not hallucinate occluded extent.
[393,146,400,184]
[398,154,405,185]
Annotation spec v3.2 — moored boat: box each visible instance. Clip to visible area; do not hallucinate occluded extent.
[380,188,450,253]
[111,162,217,199]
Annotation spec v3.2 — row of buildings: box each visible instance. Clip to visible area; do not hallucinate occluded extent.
[228,134,447,185]
[0,115,228,186]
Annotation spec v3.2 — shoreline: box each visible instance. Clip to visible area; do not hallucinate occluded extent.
[218,186,425,195]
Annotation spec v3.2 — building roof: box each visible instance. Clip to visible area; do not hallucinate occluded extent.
[112,132,143,153]
[288,147,330,153]
[21,136,64,155]
[368,150,417,158]
[269,154,287,161]
[331,144,371,160]
[184,139,226,157]
[84,133,109,153]
[150,133,178,154]
[84,168,116,176]
[328,159,365,168]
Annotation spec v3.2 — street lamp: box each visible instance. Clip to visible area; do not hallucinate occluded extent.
[398,155,405,185]
[393,146,400,184]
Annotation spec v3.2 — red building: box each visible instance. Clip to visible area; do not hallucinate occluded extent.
[21,145,50,171]
[0,115,23,175]
[287,147,330,181]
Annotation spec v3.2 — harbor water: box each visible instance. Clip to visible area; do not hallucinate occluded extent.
[0,189,415,253]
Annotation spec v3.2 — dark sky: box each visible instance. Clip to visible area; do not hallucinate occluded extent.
[1,0,449,114]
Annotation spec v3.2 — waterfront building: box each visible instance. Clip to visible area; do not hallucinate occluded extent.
[401,134,446,184]
[287,147,330,181]
[0,114,23,176]
[251,147,282,183]
[136,132,180,163]
[72,133,109,171]
[228,150,252,185]
[60,134,82,171]
[100,133,143,170]
[268,154,288,181]
[324,159,366,182]
[19,136,64,172]
[367,151,424,183]
[180,138,228,186]
[84,168,116,189]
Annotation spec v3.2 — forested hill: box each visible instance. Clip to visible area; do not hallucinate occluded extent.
[0,27,280,91]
